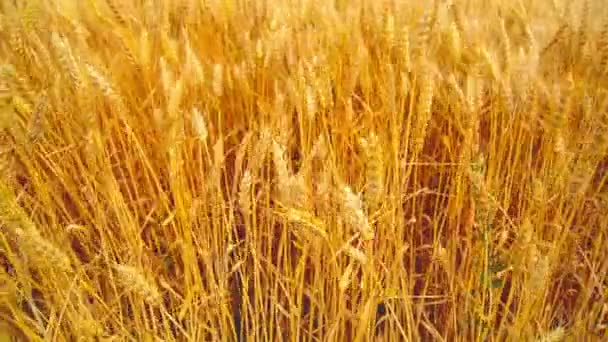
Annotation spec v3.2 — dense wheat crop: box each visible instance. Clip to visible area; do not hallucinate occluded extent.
[0,0,607,340]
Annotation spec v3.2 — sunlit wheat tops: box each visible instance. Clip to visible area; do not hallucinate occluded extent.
[0,1,607,340]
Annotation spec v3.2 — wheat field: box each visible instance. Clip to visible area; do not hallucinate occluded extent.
[0,0,607,340]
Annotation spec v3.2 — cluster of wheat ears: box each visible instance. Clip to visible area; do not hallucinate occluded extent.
[0,0,607,340]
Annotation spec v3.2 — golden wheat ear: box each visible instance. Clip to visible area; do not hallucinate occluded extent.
[359,132,384,211]
[341,185,374,241]
[50,32,82,89]
[600,19,608,74]
[113,264,162,306]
